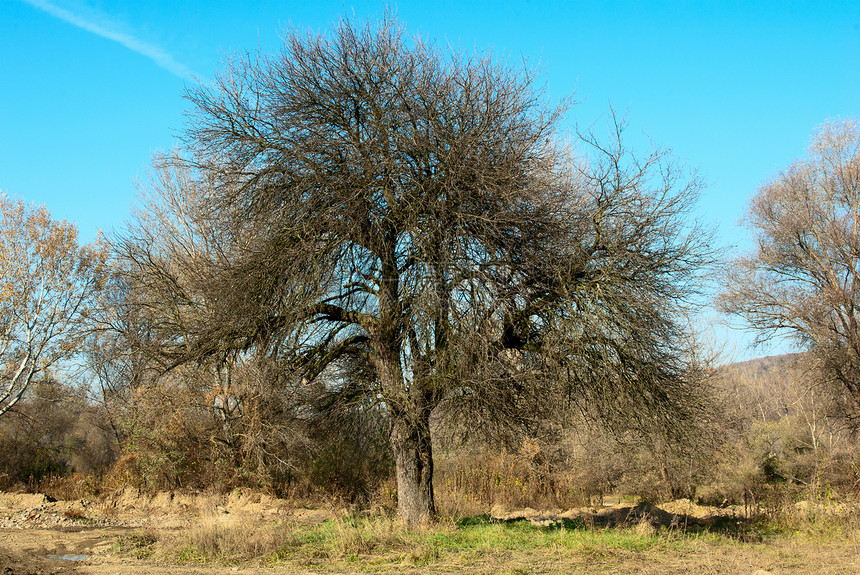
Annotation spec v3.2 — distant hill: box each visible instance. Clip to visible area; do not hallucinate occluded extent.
[724,353,806,380]
[717,353,811,422]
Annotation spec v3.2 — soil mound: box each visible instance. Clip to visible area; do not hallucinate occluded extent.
[592,501,690,527]
[100,486,290,520]
[0,493,51,511]
[0,487,300,531]
[493,500,708,528]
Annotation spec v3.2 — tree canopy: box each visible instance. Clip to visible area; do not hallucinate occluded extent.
[0,195,108,417]
[721,118,860,421]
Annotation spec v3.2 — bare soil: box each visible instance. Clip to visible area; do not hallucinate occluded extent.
[0,488,324,575]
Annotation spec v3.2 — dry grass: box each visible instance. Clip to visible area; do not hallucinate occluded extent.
[435,448,586,514]
[124,500,860,574]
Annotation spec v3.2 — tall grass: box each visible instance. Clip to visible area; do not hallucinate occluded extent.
[106,499,859,574]
[148,511,708,568]
[434,448,587,517]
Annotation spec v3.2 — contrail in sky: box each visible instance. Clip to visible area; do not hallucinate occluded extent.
[20,0,196,80]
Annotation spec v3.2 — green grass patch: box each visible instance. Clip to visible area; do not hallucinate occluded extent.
[120,510,860,573]
[267,514,685,570]
[112,530,159,560]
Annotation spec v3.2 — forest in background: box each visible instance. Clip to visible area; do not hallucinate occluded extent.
[1,352,856,519]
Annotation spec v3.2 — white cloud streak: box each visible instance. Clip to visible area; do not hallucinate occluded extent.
[21,0,196,80]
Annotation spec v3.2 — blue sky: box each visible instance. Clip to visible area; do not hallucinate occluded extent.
[2,0,859,360]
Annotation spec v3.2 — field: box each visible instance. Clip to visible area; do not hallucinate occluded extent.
[1,489,858,574]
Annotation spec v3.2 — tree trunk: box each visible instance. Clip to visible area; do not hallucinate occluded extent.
[389,413,435,524]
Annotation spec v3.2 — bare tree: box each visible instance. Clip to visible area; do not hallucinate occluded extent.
[0,195,108,417]
[123,16,715,523]
[720,118,860,420]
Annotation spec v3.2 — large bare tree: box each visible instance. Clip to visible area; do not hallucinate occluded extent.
[122,17,715,523]
[721,118,860,419]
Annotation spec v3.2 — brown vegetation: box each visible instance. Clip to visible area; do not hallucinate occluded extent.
[3,350,857,528]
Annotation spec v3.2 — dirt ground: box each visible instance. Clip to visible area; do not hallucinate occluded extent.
[1,489,857,574]
[0,488,325,575]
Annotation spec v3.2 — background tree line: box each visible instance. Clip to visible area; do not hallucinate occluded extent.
[0,17,858,523]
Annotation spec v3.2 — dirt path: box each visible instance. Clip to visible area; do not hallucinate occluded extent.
[0,489,329,575]
[1,526,323,575]
[2,526,118,575]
